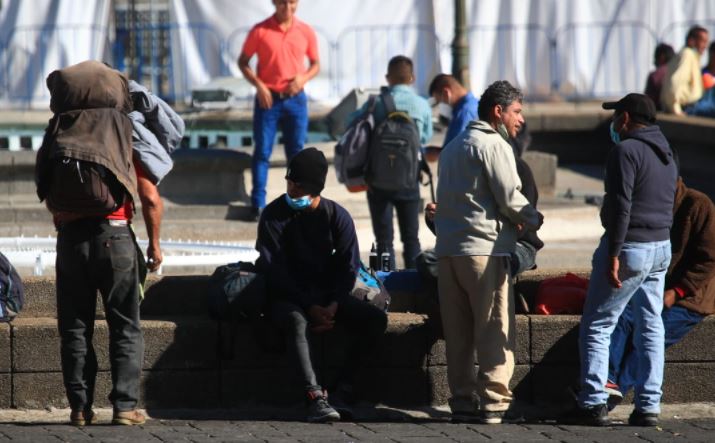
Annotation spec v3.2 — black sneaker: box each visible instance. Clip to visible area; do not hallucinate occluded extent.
[479,410,505,424]
[306,391,340,423]
[328,385,355,420]
[560,404,610,426]
[244,206,262,222]
[628,410,659,427]
[449,397,478,423]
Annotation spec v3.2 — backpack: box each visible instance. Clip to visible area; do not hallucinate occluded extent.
[0,252,24,322]
[366,89,422,192]
[45,157,126,216]
[334,95,377,192]
[352,261,391,311]
[207,261,266,322]
[533,273,589,315]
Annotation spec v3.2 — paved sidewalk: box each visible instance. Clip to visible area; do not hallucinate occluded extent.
[1,405,714,442]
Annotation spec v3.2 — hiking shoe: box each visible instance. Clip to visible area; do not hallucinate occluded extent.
[560,404,610,426]
[605,381,624,410]
[628,410,659,427]
[112,410,146,426]
[70,409,97,426]
[307,391,340,423]
[328,385,355,420]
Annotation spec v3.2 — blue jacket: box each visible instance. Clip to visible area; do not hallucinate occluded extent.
[600,125,678,256]
[443,92,479,147]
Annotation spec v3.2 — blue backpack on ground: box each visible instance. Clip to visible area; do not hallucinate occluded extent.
[0,252,24,322]
[352,261,390,311]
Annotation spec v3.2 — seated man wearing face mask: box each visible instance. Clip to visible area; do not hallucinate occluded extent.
[429,74,479,147]
[255,147,388,423]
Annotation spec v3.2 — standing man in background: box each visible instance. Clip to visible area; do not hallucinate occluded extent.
[428,74,479,147]
[238,0,320,221]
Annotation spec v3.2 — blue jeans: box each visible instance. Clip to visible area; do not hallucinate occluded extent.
[609,304,704,395]
[251,91,308,209]
[578,236,671,413]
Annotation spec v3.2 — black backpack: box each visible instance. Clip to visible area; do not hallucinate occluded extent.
[0,252,24,322]
[206,261,266,323]
[366,89,421,191]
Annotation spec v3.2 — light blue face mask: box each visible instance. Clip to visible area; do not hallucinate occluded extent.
[609,121,621,144]
[285,193,313,210]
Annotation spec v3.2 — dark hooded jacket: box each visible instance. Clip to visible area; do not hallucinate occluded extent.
[669,179,715,315]
[600,125,678,256]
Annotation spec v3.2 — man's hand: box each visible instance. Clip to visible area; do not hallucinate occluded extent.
[285,74,305,96]
[663,289,677,308]
[607,256,622,288]
[425,202,437,222]
[146,243,162,272]
[308,304,336,333]
[256,82,273,109]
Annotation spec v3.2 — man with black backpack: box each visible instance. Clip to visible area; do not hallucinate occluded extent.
[348,55,433,270]
[35,61,164,426]
[255,147,388,422]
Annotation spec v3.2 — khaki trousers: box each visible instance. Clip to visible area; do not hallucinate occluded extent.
[438,255,515,412]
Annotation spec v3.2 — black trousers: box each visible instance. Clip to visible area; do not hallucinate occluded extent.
[56,219,143,412]
[367,186,421,269]
[270,296,388,394]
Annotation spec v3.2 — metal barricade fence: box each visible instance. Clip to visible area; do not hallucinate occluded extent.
[2,20,715,107]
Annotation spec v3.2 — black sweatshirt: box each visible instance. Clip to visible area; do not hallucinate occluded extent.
[255,195,359,310]
[599,125,678,256]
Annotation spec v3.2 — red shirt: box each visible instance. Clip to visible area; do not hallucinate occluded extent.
[241,15,319,92]
[106,160,147,221]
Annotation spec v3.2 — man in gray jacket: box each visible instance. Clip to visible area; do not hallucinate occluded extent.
[434,80,542,424]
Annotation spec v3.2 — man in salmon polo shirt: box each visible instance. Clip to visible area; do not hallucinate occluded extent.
[238,0,320,221]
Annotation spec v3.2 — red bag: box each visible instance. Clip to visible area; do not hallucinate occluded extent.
[533,273,589,315]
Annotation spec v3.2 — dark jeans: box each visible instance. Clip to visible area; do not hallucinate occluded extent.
[608,304,704,394]
[367,186,421,269]
[270,296,388,394]
[56,219,144,412]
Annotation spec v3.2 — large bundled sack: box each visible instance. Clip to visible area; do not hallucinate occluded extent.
[36,61,136,217]
[47,60,132,114]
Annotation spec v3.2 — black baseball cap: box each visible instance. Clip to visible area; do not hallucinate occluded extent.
[602,93,656,123]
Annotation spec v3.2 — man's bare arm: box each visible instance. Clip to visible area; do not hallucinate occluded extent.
[137,174,163,272]
[238,52,273,109]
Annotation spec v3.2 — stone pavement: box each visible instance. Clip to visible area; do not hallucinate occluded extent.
[1,405,715,442]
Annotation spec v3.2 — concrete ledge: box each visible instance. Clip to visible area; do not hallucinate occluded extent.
[159,149,251,205]
[8,272,715,409]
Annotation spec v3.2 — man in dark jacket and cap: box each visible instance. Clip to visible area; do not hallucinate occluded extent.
[564,93,678,427]
[255,147,387,423]
[608,176,715,404]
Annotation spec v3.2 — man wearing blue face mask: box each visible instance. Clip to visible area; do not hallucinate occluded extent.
[563,93,678,427]
[255,147,388,422]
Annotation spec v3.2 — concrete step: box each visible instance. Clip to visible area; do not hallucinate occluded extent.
[4,311,715,410]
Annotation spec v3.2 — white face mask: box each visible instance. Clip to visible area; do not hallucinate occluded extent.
[438,102,453,120]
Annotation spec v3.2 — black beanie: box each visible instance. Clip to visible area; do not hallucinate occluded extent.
[285,147,328,195]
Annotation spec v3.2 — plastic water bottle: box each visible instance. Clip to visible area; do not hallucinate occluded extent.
[369,243,378,271]
[381,251,391,272]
